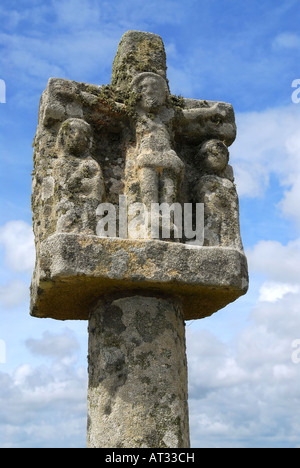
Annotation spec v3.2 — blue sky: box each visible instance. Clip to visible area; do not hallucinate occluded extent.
[0,0,300,448]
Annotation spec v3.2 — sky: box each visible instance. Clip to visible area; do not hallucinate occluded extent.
[0,0,300,448]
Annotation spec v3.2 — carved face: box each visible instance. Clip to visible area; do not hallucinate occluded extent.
[58,118,92,156]
[200,140,229,174]
[140,76,166,112]
[131,73,168,113]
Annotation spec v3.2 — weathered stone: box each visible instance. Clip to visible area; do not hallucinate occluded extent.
[54,118,106,235]
[30,233,248,321]
[30,30,249,448]
[111,31,168,93]
[87,296,189,448]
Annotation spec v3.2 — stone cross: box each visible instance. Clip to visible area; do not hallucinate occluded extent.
[30,31,248,448]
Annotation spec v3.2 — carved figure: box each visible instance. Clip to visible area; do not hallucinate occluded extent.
[125,72,185,238]
[196,139,243,249]
[132,72,184,206]
[54,118,105,235]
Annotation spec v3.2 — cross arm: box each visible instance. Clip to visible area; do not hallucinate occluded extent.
[175,98,237,146]
[38,77,127,131]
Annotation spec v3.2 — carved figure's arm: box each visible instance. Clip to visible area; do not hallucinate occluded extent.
[176,99,237,146]
[182,102,222,121]
[38,78,127,131]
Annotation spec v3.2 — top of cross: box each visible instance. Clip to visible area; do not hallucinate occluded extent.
[111,31,168,93]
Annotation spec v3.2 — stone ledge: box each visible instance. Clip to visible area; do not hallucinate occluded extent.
[30,233,249,321]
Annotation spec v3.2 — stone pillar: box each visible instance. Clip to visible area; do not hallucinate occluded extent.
[87,295,190,448]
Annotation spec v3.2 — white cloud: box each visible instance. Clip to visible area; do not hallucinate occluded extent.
[0,221,35,273]
[246,238,300,284]
[187,289,300,448]
[0,364,87,448]
[278,130,300,226]
[0,280,29,309]
[280,176,300,227]
[231,105,300,204]
[26,331,80,363]
[230,105,300,230]
[0,331,87,448]
[259,281,299,303]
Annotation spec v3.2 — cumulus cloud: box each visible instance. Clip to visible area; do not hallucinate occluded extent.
[230,105,300,233]
[0,331,87,448]
[0,221,35,273]
[0,365,87,448]
[187,290,300,448]
[259,282,299,303]
[280,176,300,227]
[231,105,300,203]
[26,331,80,363]
[246,237,300,284]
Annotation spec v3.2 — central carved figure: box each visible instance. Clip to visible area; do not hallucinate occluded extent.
[133,72,184,208]
[125,72,184,239]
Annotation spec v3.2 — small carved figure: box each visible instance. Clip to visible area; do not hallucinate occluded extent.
[54,118,105,235]
[197,139,243,249]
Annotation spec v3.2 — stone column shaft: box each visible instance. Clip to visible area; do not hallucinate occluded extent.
[87,295,190,448]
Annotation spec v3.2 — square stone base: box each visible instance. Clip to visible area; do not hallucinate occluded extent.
[30,234,248,321]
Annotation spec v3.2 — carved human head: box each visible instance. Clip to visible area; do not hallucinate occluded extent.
[199,139,229,174]
[131,72,169,113]
[57,118,93,156]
